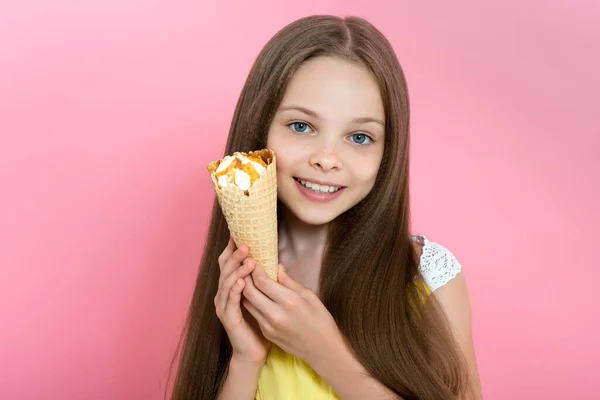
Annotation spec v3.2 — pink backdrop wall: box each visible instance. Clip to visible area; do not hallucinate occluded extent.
[1,1,598,399]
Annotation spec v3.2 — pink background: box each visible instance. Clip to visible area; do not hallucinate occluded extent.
[1,1,598,399]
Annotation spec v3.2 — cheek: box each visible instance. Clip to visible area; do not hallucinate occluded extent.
[267,130,307,170]
[352,157,382,186]
[358,169,379,186]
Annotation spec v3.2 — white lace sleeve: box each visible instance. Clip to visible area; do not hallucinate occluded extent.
[413,235,462,292]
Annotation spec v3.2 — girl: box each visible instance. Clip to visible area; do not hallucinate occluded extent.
[170,15,482,400]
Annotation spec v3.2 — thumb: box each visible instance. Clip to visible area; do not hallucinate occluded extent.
[278,264,305,292]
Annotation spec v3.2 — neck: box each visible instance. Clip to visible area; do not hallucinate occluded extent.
[278,205,328,263]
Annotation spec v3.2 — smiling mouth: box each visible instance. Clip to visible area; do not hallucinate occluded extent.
[293,177,344,193]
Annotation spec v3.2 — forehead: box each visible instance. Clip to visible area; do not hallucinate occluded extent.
[279,56,385,120]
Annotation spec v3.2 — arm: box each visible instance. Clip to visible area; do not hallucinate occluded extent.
[241,265,402,399]
[306,337,402,400]
[429,273,483,399]
[307,274,482,400]
[241,263,481,399]
[217,357,263,400]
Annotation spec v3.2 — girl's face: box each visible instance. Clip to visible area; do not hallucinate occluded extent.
[267,56,385,226]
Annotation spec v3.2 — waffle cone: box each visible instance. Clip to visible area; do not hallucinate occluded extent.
[207,149,279,281]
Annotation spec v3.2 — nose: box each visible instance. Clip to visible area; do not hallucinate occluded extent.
[309,146,342,172]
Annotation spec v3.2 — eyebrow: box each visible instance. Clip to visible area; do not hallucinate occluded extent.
[278,105,385,127]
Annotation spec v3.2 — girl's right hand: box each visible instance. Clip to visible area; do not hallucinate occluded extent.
[215,237,270,366]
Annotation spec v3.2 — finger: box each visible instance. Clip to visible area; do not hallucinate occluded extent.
[218,236,237,270]
[242,298,269,329]
[248,261,292,303]
[216,262,255,315]
[216,262,254,315]
[223,278,246,320]
[219,243,249,286]
[278,264,314,301]
[242,269,277,314]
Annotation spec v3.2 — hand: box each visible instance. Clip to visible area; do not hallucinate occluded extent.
[214,238,271,366]
[241,262,345,365]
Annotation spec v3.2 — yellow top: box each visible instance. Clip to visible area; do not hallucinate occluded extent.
[255,281,432,400]
[254,235,462,399]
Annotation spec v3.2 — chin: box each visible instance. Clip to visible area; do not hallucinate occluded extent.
[295,209,338,226]
[278,197,342,226]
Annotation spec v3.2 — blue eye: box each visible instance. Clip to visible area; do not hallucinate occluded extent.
[350,133,372,145]
[289,122,312,133]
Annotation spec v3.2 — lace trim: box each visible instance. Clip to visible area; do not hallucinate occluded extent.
[411,234,462,292]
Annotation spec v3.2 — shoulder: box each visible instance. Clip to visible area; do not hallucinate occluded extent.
[411,234,462,293]
[411,235,482,397]
[410,234,471,319]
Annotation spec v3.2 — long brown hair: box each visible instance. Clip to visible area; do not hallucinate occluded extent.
[169,15,468,400]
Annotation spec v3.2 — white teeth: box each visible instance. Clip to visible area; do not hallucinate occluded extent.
[298,179,341,193]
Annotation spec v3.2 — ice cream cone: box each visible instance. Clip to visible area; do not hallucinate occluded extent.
[207,149,279,281]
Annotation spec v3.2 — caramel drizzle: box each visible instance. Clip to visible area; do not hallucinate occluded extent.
[213,154,267,189]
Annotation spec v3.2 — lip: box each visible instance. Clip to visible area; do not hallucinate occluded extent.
[293,178,345,203]
[294,177,346,188]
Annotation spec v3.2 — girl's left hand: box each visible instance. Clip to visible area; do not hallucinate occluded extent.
[241,260,345,365]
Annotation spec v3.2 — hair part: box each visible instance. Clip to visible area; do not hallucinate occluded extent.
[168,15,469,400]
